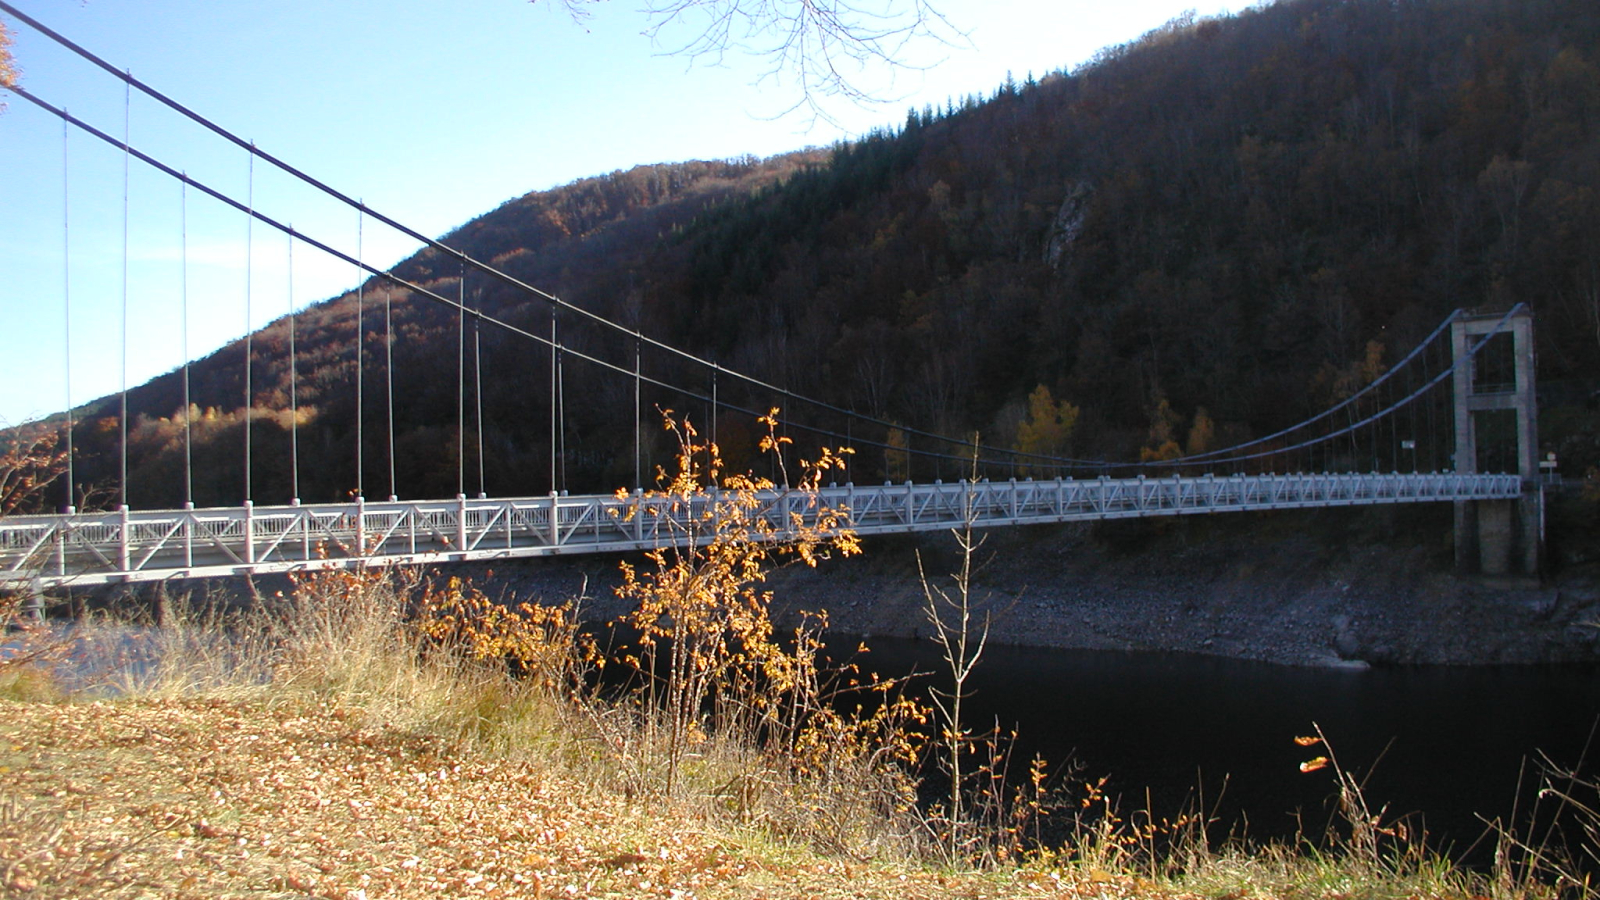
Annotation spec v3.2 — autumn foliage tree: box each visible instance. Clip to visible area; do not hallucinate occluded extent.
[0,428,67,516]
[1140,398,1183,464]
[613,409,860,793]
[0,16,16,92]
[1013,384,1078,475]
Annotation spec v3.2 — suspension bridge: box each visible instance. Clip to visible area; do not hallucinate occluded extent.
[0,5,1546,589]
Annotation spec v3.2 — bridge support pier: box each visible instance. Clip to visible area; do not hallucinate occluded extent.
[1451,307,1542,577]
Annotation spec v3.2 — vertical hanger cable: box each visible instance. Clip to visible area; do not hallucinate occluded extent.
[456,262,465,498]
[288,230,299,502]
[181,179,192,507]
[118,77,129,509]
[61,116,74,512]
[473,292,485,497]
[243,146,254,503]
[557,329,566,491]
[385,288,396,501]
[355,208,364,498]
[634,334,642,490]
[548,307,557,494]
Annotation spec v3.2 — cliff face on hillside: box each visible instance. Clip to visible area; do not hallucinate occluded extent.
[33,0,1600,528]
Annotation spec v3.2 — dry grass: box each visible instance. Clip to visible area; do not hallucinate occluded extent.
[0,554,948,897]
[0,696,1153,899]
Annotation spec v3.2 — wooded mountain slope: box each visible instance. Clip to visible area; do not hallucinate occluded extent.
[51,0,1600,510]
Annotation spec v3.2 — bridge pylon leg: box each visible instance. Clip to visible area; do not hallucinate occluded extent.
[1451,307,1542,577]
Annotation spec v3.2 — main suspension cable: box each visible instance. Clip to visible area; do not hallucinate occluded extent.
[1177,308,1521,469]
[16,76,1519,480]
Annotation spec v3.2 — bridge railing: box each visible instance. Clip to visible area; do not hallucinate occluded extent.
[821,471,1524,534]
[0,472,1524,587]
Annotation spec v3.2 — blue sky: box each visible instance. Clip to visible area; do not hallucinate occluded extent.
[0,0,1249,426]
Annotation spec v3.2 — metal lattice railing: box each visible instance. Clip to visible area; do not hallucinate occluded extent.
[0,471,1524,588]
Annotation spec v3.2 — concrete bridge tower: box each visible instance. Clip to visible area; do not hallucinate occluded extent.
[1452,305,1541,576]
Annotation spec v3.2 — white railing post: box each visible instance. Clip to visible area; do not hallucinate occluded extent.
[53,520,66,578]
[633,487,644,544]
[456,494,468,556]
[550,492,561,547]
[243,501,255,566]
[117,505,131,574]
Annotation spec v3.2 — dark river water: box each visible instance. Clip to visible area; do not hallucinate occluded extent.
[841,637,1600,859]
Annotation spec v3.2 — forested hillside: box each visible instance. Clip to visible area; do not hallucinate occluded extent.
[44,0,1600,510]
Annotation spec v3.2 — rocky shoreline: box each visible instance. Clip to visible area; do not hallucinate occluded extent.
[446,503,1600,669]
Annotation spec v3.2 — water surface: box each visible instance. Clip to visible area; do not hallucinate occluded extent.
[847,638,1600,856]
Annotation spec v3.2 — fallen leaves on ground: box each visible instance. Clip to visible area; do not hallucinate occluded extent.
[0,696,1170,899]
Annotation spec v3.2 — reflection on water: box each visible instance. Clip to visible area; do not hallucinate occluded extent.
[843,637,1600,856]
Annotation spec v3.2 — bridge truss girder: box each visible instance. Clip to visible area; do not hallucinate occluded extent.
[1,472,1522,589]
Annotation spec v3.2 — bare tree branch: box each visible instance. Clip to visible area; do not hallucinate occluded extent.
[533,0,964,126]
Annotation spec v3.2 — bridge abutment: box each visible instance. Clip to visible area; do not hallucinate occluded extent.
[1451,307,1542,577]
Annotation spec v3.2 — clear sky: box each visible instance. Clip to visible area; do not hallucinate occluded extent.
[0,0,1250,426]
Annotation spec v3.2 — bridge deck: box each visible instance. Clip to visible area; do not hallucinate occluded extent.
[1,472,1524,587]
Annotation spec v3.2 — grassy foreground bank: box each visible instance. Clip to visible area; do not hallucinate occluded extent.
[2,569,1582,900]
